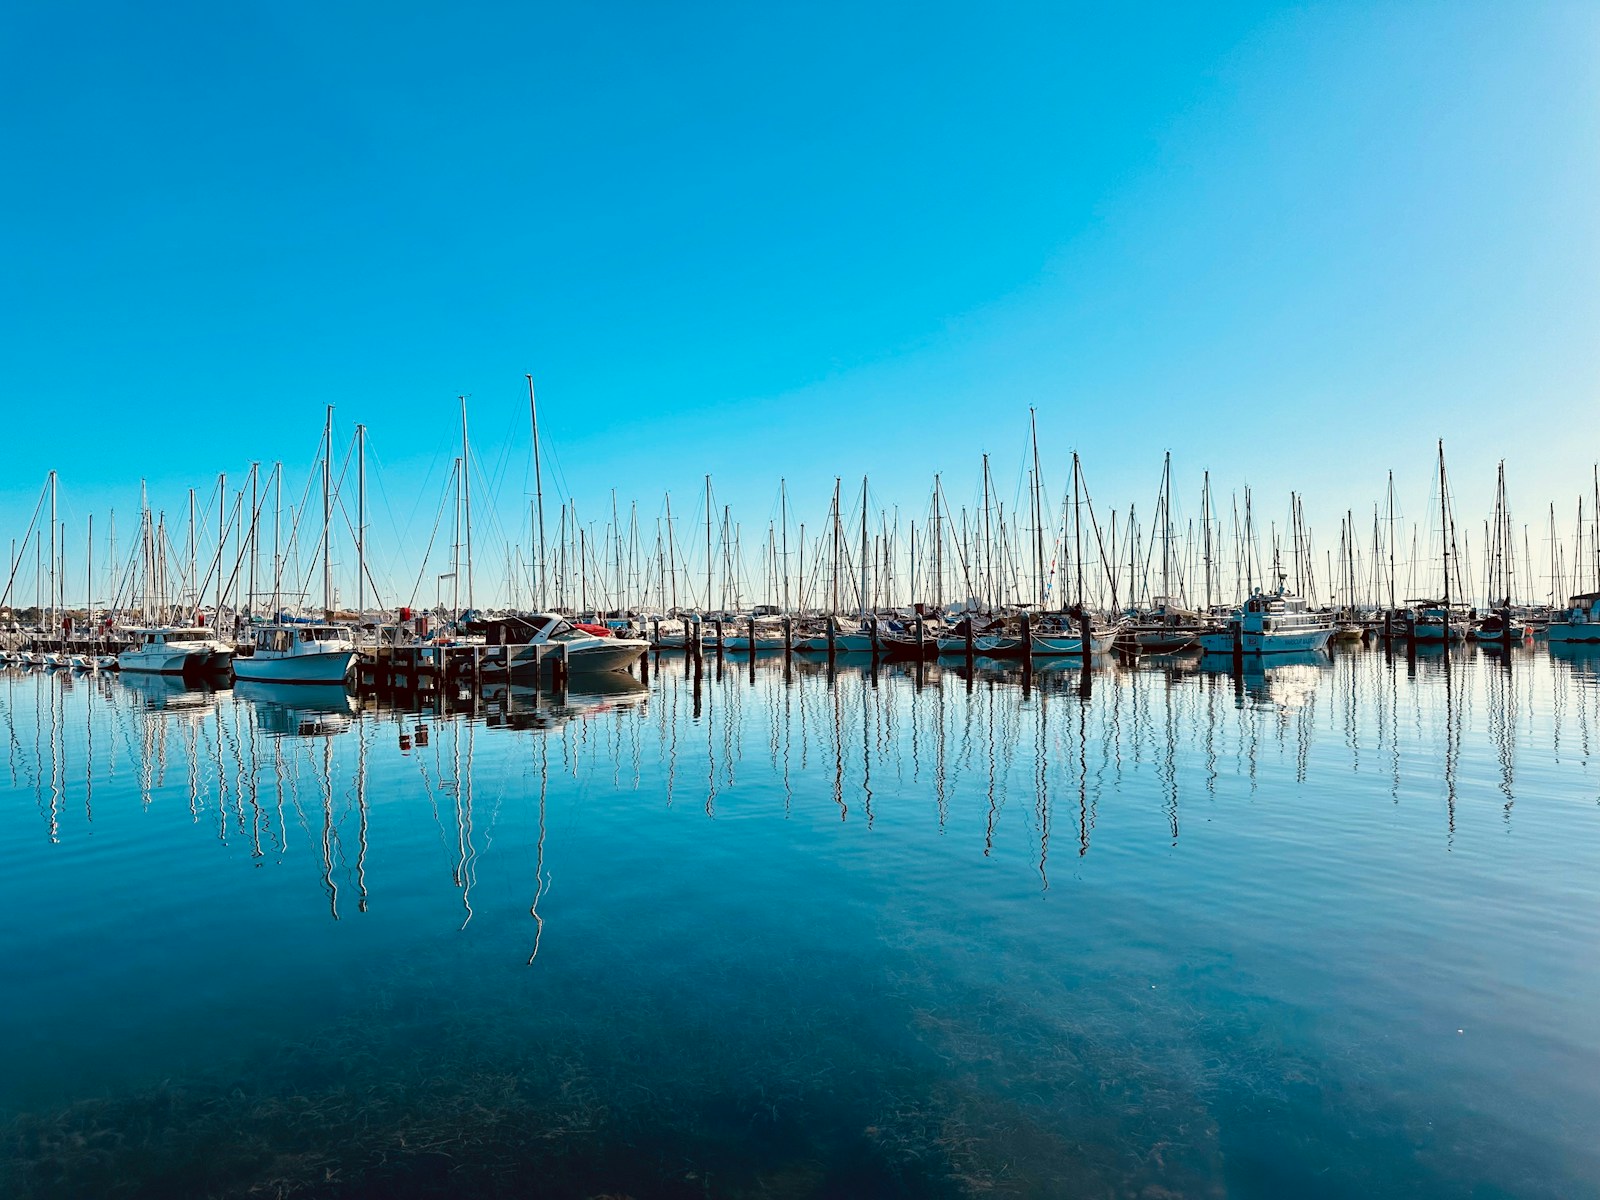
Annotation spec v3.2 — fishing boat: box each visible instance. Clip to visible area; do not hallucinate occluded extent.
[1547,592,1600,643]
[235,623,358,684]
[116,627,234,675]
[1197,578,1335,655]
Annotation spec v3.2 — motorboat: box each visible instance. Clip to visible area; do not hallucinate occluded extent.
[491,612,648,676]
[1197,579,1335,655]
[234,622,357,684]
[116,627,234,675]
[1547,592,1600,644]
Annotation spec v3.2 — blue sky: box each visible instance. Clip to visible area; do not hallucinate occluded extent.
[2,2,1598,607]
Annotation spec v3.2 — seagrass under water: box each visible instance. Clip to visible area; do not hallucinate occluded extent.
[2,645,1598,1198]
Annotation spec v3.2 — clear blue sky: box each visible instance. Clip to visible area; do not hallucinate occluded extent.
[2,1,1598,606]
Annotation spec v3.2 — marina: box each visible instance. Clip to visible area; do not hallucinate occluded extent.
[3,639,1599,1196]
[8,2,1600,1195]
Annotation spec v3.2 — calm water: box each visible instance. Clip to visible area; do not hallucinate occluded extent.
[3,645,1599,1198]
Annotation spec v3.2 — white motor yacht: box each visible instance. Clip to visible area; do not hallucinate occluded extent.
[497,613,648,676]
[235,623,358,684]
[1198,581,1334,656]
[117,627,234,675]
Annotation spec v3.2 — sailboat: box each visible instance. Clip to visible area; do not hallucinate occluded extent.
[1122,455,1204,653]
[1406,441,1469,644]
[235,408,358,685]
[116,497,233,675]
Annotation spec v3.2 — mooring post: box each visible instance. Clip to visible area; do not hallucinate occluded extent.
[714,617,725,661]
[826,614,837,661]
[747,615,757,660]
[1500,606,1513,649]
[868,614,880,656]
[915,615,925,658]
[964,617,975,663]
[1019,610,1033,673]
[782,615,792,657]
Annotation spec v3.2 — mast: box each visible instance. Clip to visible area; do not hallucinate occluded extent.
[1347,509,1356,615]
[1030,408,1045,609]
[665,493,677,611]
[1201,470,1212,611]
[1161,451,1172,604]
[611,488,622,608]
[705,475,713,612]
[218,471,226,625]
[357,425,366,620]
[1073,453,1085,608]
[933,475,944,610]
[273,464,282,618]
[831,478,841,616]
[86,514,93,640]
[981,455,994,609]
[1386,471,1396,612]
[780,479,790,615]
[526,375,548,608]
[1439,440,1450,625]
[859,476,869,620]
[248,464,258,617]
[323,406,334,620]
[47,470,56,635]
[459,397,474,614]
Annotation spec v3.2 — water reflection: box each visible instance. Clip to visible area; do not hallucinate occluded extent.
[4,644,1600,1198]
[7,642,1595,909]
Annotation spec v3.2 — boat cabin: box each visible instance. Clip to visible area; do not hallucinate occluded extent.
[1564,592,1600,621]
[253,624,352,654]
[131,627,213,647]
